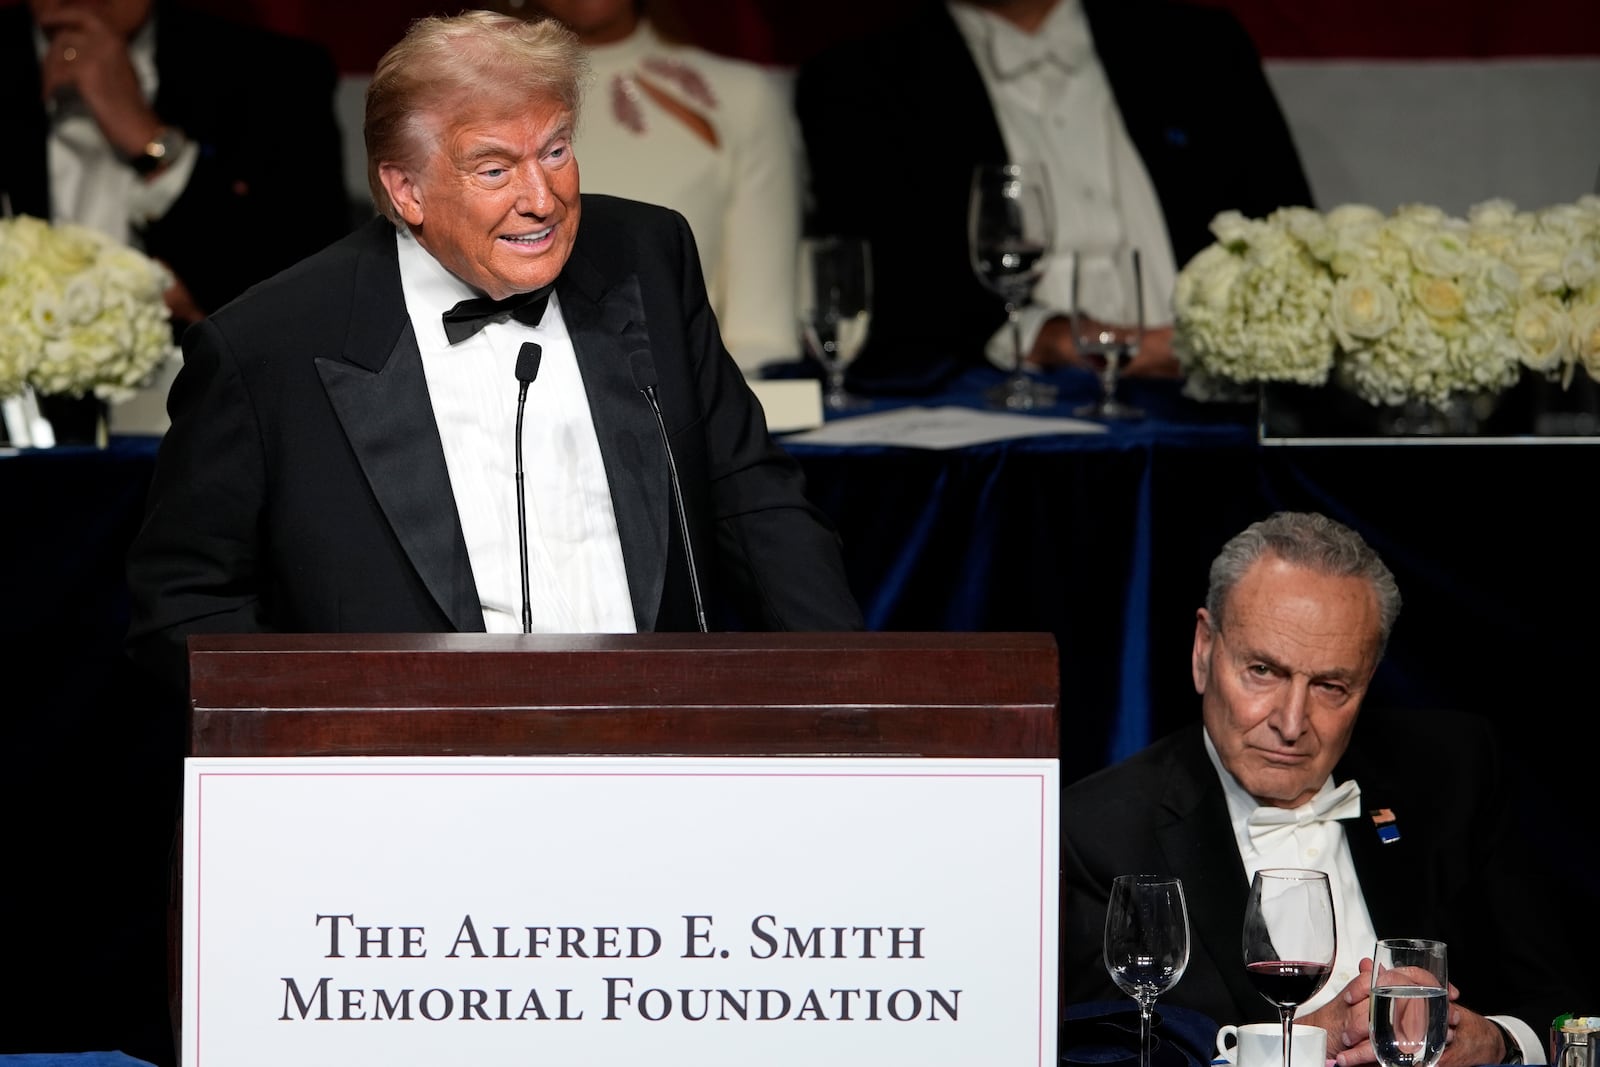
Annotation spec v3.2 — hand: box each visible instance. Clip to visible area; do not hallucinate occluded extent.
[1434,1005,1509,1067]
[1306,958,1377,1067]
[36,5,163,159]
[1025,317,1183,379]
[161,270,206,324]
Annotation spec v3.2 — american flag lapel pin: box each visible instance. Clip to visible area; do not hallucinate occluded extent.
[1370,808,1400,845]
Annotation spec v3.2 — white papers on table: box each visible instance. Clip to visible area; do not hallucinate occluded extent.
[781,404,1108,449]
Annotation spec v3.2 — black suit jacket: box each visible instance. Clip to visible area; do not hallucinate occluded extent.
[125,198,864,690]
[1059,714,1583,1037]
[793,0,1312,392]
[0,1,349,316]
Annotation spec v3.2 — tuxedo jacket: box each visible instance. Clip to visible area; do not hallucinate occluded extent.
[793,0,1313,392]
[1059,714,1582,1036]
[125,198,864,690]
[0,1,350,316]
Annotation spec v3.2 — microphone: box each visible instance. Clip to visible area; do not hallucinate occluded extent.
[628,349,708,633]
[513,342,542,635]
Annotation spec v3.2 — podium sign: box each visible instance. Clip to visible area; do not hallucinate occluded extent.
[183,755,1059,1066]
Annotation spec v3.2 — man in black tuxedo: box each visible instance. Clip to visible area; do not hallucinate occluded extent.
[125,10,863,692]
[0,0,348,322]
[1060,512,1582,1067]
[794,0,1312,393]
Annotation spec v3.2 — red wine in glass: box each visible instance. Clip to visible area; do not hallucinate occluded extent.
[1242,869,1336,1067]
[1246,960,1334,1007]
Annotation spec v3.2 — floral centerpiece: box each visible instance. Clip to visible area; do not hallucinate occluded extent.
[0,214,175,404]
[1173,196,1600,412]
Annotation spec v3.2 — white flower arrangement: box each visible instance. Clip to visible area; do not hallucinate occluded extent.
[0,214,175,403]
[1174,196,1600,410]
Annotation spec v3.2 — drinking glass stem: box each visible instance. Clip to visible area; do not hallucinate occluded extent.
[1100,343,1121,402]
[1281,1007,1296,1067]
[824,353,846,407]
[1008,305,1026,378]
[1139,999,1156,1067]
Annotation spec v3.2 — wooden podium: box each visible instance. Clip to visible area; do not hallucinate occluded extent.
[187,631,1060,759]
[177,632,1062,1061]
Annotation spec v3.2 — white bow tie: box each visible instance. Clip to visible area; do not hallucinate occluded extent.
[987,24,1091,81]
[1246,780,1362,847]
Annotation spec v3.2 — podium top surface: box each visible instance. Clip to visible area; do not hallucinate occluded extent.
[187,632,1059,760]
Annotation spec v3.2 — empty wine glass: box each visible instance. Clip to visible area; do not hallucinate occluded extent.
[1104,874,1191,1067]
[1071,246,1146,420]
[968,161,1056,411]
[798,235,872,412]
[1243,869,1336,1067]
[1371,939,1449,1067]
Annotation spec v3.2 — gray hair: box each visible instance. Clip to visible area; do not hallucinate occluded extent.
[1205,511,1402,658]
[364,11,591,222]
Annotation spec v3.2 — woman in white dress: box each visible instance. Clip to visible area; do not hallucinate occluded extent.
[494,0,803,376]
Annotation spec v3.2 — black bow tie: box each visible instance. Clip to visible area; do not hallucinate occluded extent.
[440,285,553,344]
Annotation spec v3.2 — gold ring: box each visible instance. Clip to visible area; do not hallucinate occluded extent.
[63,45,78,62]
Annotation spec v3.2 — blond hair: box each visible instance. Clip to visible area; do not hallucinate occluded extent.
[364,11,590,222]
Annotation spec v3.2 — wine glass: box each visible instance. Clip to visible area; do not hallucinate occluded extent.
[1104,874,1191,1067]
[798,235,872,412]
[1071,246,1146,420]
[1371,939,1449,1067]
[968,161,1057,411]
[1242,869,1336,1067]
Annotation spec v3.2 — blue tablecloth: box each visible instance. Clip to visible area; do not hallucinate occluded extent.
[4,364,1595,1066]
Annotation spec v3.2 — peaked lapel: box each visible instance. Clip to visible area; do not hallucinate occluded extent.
[1155,732,1263,1017]
[556,245,670,631]
[1333,747,1428,939]
[314,219,483,632]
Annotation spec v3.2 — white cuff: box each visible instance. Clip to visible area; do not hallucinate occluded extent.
[1492,1014,1545,1064]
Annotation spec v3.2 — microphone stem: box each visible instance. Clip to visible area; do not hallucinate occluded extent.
[644,384,708,632]
[515,381,532,634]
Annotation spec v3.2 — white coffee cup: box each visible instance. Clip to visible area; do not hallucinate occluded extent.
[1216,1022,1328,1067]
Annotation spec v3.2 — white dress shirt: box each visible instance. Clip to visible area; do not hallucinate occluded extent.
[1205,729,1379,1018]
[35,17,197,245]
[396,227,636,635]
[947,0,1177,367]
[1203,730,1544,1062]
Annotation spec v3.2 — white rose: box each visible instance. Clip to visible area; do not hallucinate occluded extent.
[1411,274,1466,322]
[1513,297,1571,372]
[1570,301,1600,379]
[1409,221,1473,277]
[1331,272,1400,345]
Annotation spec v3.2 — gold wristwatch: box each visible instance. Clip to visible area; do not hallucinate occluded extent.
[129,126,187,177]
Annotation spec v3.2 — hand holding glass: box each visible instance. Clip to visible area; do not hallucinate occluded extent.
[1071,247,1146,420]
[1370,939,1449,1067]
[1243,869,1337,1067]
[968,161,1056,410]
[1104,874,1191,1067]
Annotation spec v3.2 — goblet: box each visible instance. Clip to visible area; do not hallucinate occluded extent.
[1242,869,1336,1067]
[1104,874,1191,1067]
[1071,246,1146,420]
[968,161,1056,411]
[1371,939,1449,1067]
[798,235,872,412]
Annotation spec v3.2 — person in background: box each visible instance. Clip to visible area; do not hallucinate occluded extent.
[483,0,803,377]
[124,11,862,695]
[1058,511,1582,1067]
[794,0,1312,393]
[0,0,350,326]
